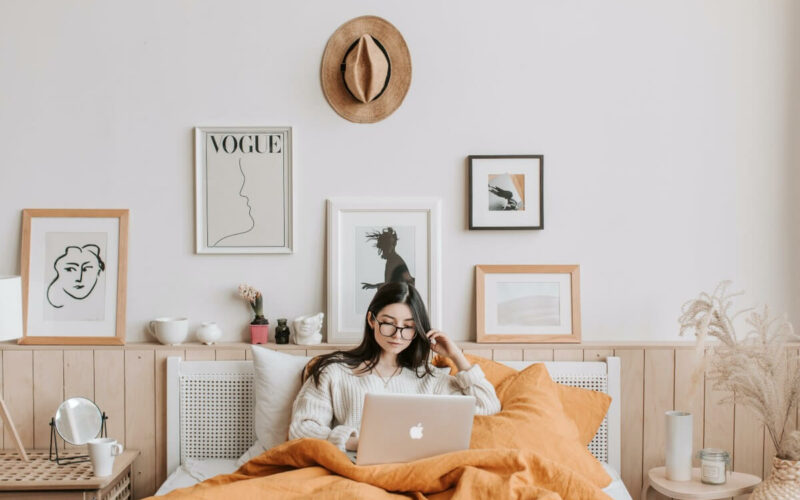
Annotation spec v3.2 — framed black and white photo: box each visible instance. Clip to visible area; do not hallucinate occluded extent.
[476,265,580,343]
[468,155,543,230]
[20,209,129,345]
[327,198,442,343]
[195,127,293,254]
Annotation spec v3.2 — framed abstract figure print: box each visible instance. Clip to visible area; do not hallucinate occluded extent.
[195,127,293,254]
[19,209,129,345]
[327,198,442,343]
[476,265,580,343]
[468,155,543,230]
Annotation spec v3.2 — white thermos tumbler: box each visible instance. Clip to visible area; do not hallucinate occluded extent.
[665,411,693,481]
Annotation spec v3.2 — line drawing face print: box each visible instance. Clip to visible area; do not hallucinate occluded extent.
[360,227,416,290]
[212,158,255,246]
[46,244,105,309]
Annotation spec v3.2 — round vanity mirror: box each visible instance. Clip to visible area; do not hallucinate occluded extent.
[54,397,102,445]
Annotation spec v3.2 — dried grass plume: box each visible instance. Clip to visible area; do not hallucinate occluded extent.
[679,281,800,460]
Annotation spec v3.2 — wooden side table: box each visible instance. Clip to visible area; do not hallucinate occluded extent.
[0,449,139,500]
[642,466,761,499]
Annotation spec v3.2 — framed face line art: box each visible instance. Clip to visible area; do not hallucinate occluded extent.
[468,155,543,230]
[327,198,442,343]
[475,264,580,343]
[19,209,129,345]
[195,127,293,254]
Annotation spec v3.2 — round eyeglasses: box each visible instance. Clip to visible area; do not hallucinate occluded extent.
[376,321,416,341]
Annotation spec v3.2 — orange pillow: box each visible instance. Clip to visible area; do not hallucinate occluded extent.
[433,354,611,446]
[470,363,611,488]
[557,381,611,446]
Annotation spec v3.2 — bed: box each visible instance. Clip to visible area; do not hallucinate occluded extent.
[155,355,632,499]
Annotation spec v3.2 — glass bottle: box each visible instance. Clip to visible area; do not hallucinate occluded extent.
[275,318,290,344]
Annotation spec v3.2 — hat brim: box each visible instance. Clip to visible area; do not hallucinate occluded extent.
[321,16,412,124]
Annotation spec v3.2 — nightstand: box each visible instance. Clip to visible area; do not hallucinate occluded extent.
[0,449,138,500]
[642,466,761,499]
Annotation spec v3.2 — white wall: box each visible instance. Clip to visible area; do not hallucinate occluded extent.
[1,0,797,343]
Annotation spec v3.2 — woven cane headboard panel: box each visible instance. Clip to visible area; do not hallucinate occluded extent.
[551,374,608,464]
[179,372,255,462]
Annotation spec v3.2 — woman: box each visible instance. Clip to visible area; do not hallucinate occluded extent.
[361,227,415,289]
[289,282,500,452]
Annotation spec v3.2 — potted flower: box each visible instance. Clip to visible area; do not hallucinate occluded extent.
[679,282,800,498]
[239,284,269,344]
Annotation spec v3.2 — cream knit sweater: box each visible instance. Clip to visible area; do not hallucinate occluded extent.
[288,362,501,451]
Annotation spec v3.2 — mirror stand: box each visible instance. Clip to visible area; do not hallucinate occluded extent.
[48,412,108,465]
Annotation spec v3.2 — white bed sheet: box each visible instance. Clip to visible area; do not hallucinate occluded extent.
[155,459,632,499]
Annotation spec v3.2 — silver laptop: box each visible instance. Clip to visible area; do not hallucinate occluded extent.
[349,393,476,466]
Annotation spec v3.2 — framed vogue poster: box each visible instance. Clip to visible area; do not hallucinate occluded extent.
[327,198,442,343]
[476,265,580,343]
[469,155,543,230]
[195,127,293,254]
[19,209,129,345]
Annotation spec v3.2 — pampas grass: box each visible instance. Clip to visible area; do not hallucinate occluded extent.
[679,282,800,460]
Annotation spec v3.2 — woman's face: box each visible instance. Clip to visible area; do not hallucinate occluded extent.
[54,247,102,299]
[368,302,416,356]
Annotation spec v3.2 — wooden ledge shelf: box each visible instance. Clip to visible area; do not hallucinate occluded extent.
[0,340,713,351]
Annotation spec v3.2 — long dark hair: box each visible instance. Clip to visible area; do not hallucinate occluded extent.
[305,282,434,386]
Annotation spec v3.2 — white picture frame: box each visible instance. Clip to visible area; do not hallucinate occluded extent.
[327,198,442,344]
[195,127,293,254]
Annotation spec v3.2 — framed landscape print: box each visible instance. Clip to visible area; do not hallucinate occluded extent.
[476,265,580,343]
[468,155,543,230]
[19,209,129,345]
[327,198,442,343]
[195,127,293,254]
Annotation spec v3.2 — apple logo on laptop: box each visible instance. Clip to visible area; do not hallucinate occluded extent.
[409,422,424,440]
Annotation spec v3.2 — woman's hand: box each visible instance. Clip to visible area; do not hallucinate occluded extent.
[346,435,359,451]
[426,330,470,371]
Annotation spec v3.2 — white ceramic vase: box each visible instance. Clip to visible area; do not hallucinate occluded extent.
[665,410,693,481]
[196,322,222,345]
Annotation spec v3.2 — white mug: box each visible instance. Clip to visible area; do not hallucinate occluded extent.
[148,317,188,345]
[88,438,123,477]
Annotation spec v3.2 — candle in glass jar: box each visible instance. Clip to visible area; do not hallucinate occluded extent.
[697,448,730,485]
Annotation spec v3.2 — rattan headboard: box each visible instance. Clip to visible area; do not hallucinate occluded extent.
[166,356,622,476]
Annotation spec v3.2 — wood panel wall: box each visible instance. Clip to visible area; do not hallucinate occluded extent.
[0,342,792,500]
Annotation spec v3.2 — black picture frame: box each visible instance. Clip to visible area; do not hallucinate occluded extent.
[468,155,544,230]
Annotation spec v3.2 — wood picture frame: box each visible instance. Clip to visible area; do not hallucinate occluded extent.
[468,155,544,230]
[19,209,129,345]
[476,264,580,343]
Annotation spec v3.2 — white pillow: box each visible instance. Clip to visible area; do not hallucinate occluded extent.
[236,345,311,465]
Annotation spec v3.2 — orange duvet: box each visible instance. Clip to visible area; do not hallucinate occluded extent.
[151,438,612,500]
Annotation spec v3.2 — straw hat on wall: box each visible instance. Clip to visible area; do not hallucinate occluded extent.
[320,16,412,123]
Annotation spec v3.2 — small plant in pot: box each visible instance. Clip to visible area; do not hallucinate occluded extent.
[238,284,269,344]
[679,282,800,499]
